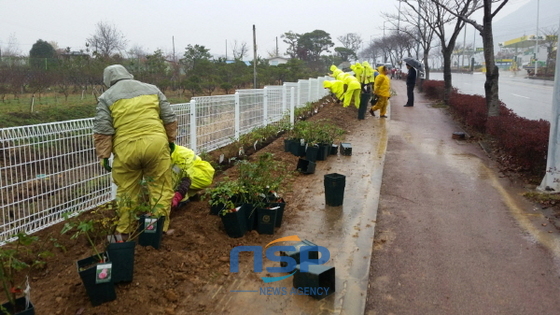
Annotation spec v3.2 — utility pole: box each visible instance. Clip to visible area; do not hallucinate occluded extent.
[535,0,540,76]
[416,0,421,60]
[539,25,560,192]
[253,25,257,89]
[462,25,467,68]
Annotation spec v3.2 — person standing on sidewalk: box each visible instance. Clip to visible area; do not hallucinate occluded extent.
[404,63,417,107]
[370,65,391,118]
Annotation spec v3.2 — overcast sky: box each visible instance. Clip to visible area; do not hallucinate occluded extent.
[0,0,545,60]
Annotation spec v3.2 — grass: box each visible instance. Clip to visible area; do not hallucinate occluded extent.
[0,92,191,128]
[523,191,560,205]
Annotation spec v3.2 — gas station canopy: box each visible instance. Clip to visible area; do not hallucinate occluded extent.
[499,35,544,49]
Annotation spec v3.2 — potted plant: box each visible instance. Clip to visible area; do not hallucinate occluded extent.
[91,201,138,284]
[61,213,116,307]
[0,232,48,315]
[204,177,248,216]
[237,153,290,234]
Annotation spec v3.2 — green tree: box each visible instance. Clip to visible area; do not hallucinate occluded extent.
[297,30,334,62]
[334,47,356,62]
[281,31,300,59]
[29,39,57,69]
[180,44,212,75]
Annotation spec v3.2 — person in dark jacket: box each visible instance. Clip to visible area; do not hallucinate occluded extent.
[404,63,417,107]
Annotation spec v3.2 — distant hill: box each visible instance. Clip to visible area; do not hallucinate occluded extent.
[493,0,560,44]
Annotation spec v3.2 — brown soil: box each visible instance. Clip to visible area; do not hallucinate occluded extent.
[6,95,560,314]
[6,97,358,315]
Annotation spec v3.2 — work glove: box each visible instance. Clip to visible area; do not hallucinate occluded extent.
[171,192,183,208]
[100,158,112,172]
[169,142,176,154]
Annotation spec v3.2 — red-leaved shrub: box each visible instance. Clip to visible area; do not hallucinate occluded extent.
[448,92,488,133]
[422,80,446,99]
[487,115,549,173]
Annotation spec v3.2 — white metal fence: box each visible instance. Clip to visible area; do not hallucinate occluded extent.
[0,77,330,242]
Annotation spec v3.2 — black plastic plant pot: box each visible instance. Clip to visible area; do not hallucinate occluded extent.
[324,173,346,207]
[209,194,245,215]
[269,199,286,228]
[283,139,292,152]
[76,253,116,307]
[279,240,319,272]
[220,205,248,238]
[0,296,35,315]
[317,143,330,161]
[296,158,316,174]
[138,215,165,249]
[243,203,258,231]
[106,239,136,283]
[293,264,336,300]
[340,142,352,156]
[257,207,277,235]
[289,140,306,157]
[330,144,339,155]
[305,145,319,162]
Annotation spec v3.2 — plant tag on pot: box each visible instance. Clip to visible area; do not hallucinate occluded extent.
[95,262,112,284]
[144,218,158,233]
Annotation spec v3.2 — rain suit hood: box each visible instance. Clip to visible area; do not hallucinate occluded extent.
[103,64,134,87]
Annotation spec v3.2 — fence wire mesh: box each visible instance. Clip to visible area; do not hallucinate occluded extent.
[0,78,329,242]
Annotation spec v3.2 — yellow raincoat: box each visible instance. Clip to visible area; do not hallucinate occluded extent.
[171,145,215,201]
[323,80,345,101]
[342,74,361,108]
[93,64,177,232]
[372,66,392,116]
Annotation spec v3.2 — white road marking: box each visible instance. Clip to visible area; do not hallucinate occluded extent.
[512,94,530,99]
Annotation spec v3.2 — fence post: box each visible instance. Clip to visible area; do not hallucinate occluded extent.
[190,99,197,153]
[308,78,312,103]
[263,86,269,126]
[282,84,287,116]
[234,92,240,140]
[290,87,295,126]
[297,80,302,108]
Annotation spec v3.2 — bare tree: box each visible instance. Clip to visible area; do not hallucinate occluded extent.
[86,21,128,58]
[360,38,383,65]
[231,40,249,60]
[402,0,478,105]
[432,0,508,117]
[383,4,436,78]
[337,33,363,61]
[1,33,22,57]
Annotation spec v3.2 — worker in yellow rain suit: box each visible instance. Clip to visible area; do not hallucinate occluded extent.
[370,65,392,118]
[93,64,178,233]
[323,80,345,103]
[350,63,363,83]
[362,62,375,93]
[170,145,215,209]
[341,73,361,108]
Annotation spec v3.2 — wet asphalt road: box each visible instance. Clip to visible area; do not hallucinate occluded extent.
[365,81,560,315]
[429,72,554,122]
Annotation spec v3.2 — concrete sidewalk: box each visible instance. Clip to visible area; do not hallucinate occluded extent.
[366,80,560,314]
[207,95,388,314]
